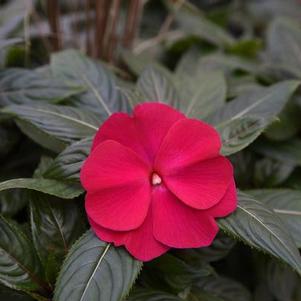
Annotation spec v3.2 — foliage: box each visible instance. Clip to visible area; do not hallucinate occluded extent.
[1,0,301,300]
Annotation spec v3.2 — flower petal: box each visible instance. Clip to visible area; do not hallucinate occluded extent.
[162,157,233,209]
[89,209,169,261]
[152,187,218,248]
[206,180,237,217]
[85,181,151,231]
[80,140,150,192]
[133,103,185,162]
[155,118,221,172]
[91,112,149,162]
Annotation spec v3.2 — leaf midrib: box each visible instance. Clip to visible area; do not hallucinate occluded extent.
[237,203,301,269]
[18,107,98,131]
[79,243,111,301]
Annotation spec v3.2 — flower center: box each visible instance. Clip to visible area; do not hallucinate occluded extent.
[151,172,162,186]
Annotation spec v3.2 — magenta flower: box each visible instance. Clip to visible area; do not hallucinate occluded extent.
[80,103,237,261]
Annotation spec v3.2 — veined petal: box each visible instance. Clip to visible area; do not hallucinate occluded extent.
[206,180,237,217]
[152,187,218,248]
[91,112,149,162]
[89,208,169,261]
[133,103,185,162]
[85,181,151,231]
[162,157,233,209]
[80,140,150,192]
[155,118,221,172]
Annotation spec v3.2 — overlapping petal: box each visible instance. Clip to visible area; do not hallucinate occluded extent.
[152,186,218,248]
[133,103,185,162]
[89,209,169,261]
[85,181,151,231]
[162,156,233,209]
[206,180,237,217]
[80,140,150,192]
[154,118,221,172]
[91,112,149,162]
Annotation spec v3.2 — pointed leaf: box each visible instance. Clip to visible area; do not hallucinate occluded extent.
[219,192,301,275]
[44,137,92,182]
[247,189,301,248]
[54,230,142,301]
[51,49,128,114]
[181,71,226,119]
[2,104,99,151]
[0,69,82,107]
[0,215,46,291]
[0,178,83,199]
[128,289,182,301]
[137,65,180,107]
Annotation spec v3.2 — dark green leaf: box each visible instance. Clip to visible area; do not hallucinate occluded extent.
[0,178,83,199]
[137,65,179,107]
[0,285,35,301]
[44,137,92,182]
[0,69,82,107]
[209,81,300,125]
[198,53,259,75]
[193,275,252,301]
[247,189,301,248]
[54,230,142,301]
[2,104,99,151]
[51,49,128,114]
[180,70,226,119]
[0,215,46,291]
[173,2,234,47]
[128,289,181,301]
[253,158,294,187]
[30,192,85,282]
[253,138,301,166]
[219,192,301,275]
[175,233,235,263]
[266,17,301,78]
[149,254,213,292]
[218,116,266,156]
[265,98,301,141]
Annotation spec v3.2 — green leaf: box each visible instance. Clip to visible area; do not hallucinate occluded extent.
[180,71,226,119]
[218,116,266,156]
[2,104,99,152]
[193,275,252,301]
[0,215,47,291]
[175,233,235,263]
[137,65,180,107]
[219,192,301,275]
[253,158,294,187]
[247,189,301,248]
[253,138,301,166]
[0,285,35,301]
[54,230,142,301]
[149,254,213,292]
[198,53,259,75]
[0,68,82,107]
[0,178,83,199]
[210,81,299,155]
[189,289,225,301]
[265,259,300,301]
[51,49,128,115]
[30,192,86,283]
[44,137,92,182]
[128,289,182,301]
[265,97,301,141]
[210,81,300,125]
[172,2,234,47]
[266,17,301,78]
[0,190,28,217]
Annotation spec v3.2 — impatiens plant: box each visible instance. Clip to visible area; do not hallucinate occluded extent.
[1,1,301,301]
[80,102,236,261]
